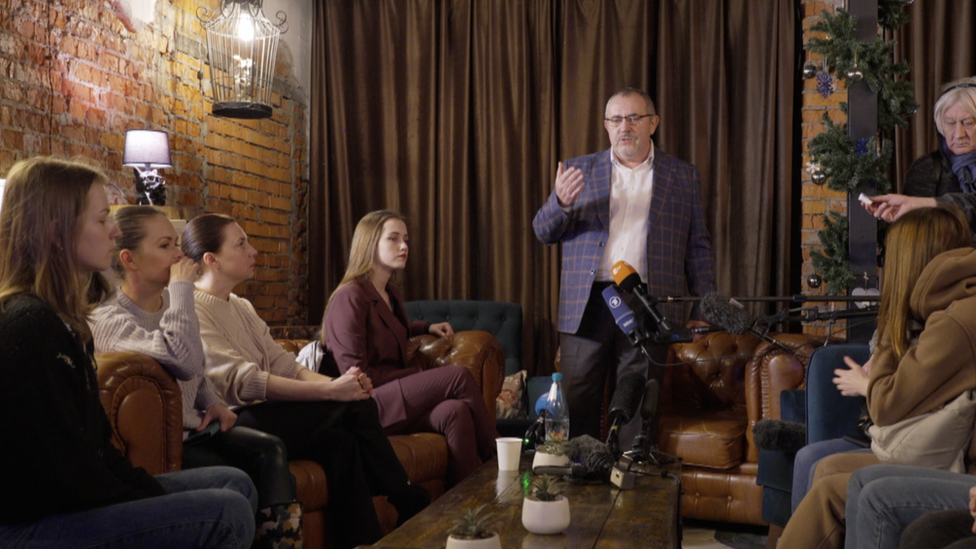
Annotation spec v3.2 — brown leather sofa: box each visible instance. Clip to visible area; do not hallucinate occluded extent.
[657,331,824,525]
[96,329,505,549]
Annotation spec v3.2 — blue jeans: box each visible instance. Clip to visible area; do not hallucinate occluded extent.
[0,466,257,548]
[792,437,866,511]
[845,464,976,549]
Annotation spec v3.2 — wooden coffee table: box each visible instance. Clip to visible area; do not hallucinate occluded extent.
[371,453,681,548]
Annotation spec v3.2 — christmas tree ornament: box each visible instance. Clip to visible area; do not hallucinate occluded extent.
[846,67,864,83]
[812,169,827,184]
[817,71,835,98]
[807,275,823,289]
[803,63,819,79]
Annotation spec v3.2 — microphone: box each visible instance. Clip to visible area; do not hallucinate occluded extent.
[611,260,673,333]
[690,325,724,335]
[606,372,646,458]
[566,435,614,480]
[522,393,549,449]
[701,292,796,355]
[630,379,660,463]
[601,285,647,345]
[700,293,752,334]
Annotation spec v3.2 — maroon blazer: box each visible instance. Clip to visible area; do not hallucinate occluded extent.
[323,278,429,428]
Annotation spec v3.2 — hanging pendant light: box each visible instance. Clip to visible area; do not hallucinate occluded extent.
[197,0,287,119]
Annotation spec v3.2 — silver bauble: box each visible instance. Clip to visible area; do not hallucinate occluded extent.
[807,274,823,289]
[803,63,818,79]
[846,69,864,83]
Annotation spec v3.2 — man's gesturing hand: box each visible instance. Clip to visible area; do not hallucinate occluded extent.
[555,162,585,208]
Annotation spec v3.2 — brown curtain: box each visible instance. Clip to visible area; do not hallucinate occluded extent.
[893,3,976,189]
[309,0,797,375]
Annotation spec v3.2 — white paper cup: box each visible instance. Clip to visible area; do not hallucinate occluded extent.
[496,437,522,471]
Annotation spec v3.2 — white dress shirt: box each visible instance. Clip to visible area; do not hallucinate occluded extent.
[596,143,655,282]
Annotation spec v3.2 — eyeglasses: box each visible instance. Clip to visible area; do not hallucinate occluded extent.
[605,114,655,127]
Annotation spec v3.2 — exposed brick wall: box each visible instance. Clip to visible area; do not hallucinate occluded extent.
[800,0,851,338]
[0,0,309,325]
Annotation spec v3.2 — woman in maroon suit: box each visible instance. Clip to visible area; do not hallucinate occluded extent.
[321,210,497,486]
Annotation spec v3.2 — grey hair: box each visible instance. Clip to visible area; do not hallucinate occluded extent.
[605,88,657,118]
[934,77,976,136]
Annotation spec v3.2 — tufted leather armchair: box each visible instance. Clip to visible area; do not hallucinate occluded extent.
[97,329,505,549]
[656,331,824,525]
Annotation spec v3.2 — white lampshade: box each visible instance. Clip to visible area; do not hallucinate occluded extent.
[122,130,172,168]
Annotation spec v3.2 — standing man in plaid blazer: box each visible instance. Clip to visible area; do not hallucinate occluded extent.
[533,88,717,448]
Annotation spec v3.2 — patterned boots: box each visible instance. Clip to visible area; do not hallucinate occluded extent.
[254,501,304,549]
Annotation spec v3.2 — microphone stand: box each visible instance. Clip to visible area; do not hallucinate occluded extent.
[655,294,880,304]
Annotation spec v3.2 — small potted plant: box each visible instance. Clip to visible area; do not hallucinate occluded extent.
[532,439,571,472]
[521,474,571,535]
[446,503,502,549]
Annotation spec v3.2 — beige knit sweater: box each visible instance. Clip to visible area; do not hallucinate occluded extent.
[193,289,304,408]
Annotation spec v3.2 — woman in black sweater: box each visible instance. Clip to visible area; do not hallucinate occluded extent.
[0,157,257,549]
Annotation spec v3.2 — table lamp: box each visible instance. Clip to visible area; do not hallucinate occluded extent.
[122,129,171,205]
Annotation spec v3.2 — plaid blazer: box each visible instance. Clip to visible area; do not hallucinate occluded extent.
[533,148,716,334]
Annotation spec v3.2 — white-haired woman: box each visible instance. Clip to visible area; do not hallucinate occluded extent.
[865,76,976,234]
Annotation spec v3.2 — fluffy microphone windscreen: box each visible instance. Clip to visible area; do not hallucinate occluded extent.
[566,434,613,477]
[700,292,752,334]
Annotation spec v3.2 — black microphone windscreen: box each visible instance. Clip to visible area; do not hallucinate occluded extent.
[608,372,646,423]
[566,435,613,477]
[701,292,752,334]
[639,379,660,421]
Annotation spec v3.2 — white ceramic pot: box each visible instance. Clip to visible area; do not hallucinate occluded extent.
[445,532,502,549]
[521,495,571,535]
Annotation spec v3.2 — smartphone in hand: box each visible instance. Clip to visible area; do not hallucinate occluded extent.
[184,421,221,446]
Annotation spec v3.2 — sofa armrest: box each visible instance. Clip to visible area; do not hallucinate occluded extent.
[96,351,184,475]
[744,333,824,462]
[407,330,506,419]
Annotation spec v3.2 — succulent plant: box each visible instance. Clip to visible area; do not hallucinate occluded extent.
[449,503,499,540]
[537,439,566,456]
[530,474,563,502]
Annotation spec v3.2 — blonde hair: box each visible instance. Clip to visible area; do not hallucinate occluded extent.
[0,157,107,341]
[934,77,976,137]
[110,206,169,278]
[323,209,407,318]
[877,205,971,359]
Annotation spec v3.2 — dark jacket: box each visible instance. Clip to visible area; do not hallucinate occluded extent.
[0,294,164,525]
[905,149,976,239]
[324,279,428,387]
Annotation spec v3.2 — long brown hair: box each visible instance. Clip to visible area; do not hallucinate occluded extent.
[323,209,407,315]
[877,206,971,359]
[0,157,107,341]
[181,213,237,262]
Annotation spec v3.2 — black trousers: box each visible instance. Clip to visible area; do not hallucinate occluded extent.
[559,282,669,449]
[234,398,410,549]
[183,425,295,508]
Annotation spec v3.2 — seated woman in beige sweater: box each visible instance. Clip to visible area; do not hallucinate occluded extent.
[90,206,300,548]
[182,213,428,549]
